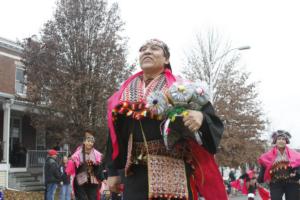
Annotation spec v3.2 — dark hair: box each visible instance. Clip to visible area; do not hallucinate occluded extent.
[164,63,172,71]
[83,129,96,136]
[82,129,96,141]
[81,143,87,170]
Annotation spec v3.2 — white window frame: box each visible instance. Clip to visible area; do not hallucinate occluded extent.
[15,63,27,96]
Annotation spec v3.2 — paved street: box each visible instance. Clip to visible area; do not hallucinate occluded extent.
[228,192,261,200]
[229,195,259,200]
[229,196,247,200]
[229,194,287,200]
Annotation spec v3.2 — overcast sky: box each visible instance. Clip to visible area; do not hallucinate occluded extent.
[1,0,299,148]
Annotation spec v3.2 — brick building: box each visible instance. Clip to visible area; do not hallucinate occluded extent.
[0,37,46,189]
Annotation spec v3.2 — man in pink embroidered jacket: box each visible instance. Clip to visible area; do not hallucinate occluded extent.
[257,130,300,200]
[66,129,104,200]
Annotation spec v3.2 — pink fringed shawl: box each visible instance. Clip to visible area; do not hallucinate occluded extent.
[66,146,103,176]
[65,146,103,199]
[258,146,300,182]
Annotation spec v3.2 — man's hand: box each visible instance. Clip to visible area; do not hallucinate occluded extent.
[183,110,204,133]
[107,176,121,193]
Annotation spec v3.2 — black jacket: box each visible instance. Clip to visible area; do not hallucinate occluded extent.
[44,156,61,184]
[60,165,71,184]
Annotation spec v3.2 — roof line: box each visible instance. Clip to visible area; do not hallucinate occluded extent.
[0,36,23,53]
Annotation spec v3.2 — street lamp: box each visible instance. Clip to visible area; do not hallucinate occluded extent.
[237,46,251,50]
[209,45,251,103]
[215,46,251,62]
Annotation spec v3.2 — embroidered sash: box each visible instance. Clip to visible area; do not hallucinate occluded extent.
[121,74,168,102]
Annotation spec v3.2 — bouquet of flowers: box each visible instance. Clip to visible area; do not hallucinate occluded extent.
[146,80,210,149]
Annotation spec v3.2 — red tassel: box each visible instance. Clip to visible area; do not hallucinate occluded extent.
[131,103,136,110]
[126,110,133,116]
[136,114,142,120]
[190,175,199,200]
[122,101,129,108]
[118,107,125,114]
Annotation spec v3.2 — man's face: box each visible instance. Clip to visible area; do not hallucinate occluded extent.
[139,44,169,73]
[276,136,287,148]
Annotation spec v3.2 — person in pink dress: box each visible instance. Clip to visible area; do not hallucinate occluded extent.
[257,130,300,200]
[66,129,103,200]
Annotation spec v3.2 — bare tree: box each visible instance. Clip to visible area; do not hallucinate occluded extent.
[21,0,134,151]
[183,30,267,167]
[183,30,232,103]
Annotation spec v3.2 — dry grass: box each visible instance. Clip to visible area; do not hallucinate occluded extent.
[3,189,44,200]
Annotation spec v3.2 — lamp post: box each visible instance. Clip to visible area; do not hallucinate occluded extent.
[208,45,251,104]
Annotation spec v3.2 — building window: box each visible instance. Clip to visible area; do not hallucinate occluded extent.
[15,66,26,95]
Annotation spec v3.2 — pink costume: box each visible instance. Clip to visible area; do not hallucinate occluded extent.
[258,146,300,182]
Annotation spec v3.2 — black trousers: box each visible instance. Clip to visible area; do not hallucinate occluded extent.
[270,182,299,200]
[74,180,99,200]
